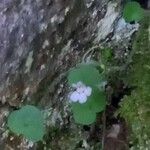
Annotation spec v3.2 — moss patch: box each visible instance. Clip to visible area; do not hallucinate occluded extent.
[119,15,150,149]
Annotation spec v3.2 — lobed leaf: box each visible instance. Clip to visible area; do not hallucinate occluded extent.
[68,64,103,86]
[7,105,45,142]
[123,1,144,22]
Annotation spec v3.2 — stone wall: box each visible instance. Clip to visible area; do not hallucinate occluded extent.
[0,0,125,149]
[0,0,117,107]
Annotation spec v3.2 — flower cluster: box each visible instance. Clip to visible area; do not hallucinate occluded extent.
[69,82,92,104]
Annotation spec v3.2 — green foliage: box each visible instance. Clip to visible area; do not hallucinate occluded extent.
[68,64,106,125]
[72,87,106,125]
[72,102,96,125]
[101,48,113,63]
[123,1,144,22]
[8,105,45,142]
[68,64,103,87]
[119,16,150,149]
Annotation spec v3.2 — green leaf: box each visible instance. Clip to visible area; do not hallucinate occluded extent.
[68,64,103,86]
[88,88,106,113]
[71,103,96,125]
[101,48,113,62]
[71,88,106,125]
[7,105,45,142]
[68,63,106,125]
[123,1,144,22]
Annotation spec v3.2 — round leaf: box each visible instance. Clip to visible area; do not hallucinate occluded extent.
[68,64,103,86]
[123,2,144,22]
[7,105,45,142]
[88,88,106,113]
[71,103,96,125]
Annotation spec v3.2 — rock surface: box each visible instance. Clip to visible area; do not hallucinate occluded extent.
[0,0,139,149]
[0,0,112,106]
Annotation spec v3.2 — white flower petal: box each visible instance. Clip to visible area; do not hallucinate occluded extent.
[69,91,80,102]
[84,87,92,96]
[69,82,92,104]
[71,81,84,88]
[72,83,77,88]
[77,87,85,94]
[78,93,87,104]
[76,81,84,87]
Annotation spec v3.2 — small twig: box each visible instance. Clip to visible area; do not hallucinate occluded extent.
[82,45,100,63]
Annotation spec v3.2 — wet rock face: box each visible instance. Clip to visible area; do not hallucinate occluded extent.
[0,0,116,148]
[0,0,111,106]
[0,0,70,88]
[1,0,141,149]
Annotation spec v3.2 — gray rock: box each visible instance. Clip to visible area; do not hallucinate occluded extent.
[0,0,115,106]
[1,0,136,149]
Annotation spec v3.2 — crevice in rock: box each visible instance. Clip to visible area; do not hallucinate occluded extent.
[135,0,150,9]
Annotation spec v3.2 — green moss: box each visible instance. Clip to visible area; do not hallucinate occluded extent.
[119,15,150,149]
